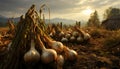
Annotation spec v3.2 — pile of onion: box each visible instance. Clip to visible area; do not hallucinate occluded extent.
[22,5,78,68]
[49,27,91,44]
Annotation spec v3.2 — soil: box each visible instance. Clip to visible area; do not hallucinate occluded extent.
[0,27,120,69]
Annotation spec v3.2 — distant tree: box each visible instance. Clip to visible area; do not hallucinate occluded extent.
[87,10,100,27]
[103,7,120,19]
[75,21,81,28]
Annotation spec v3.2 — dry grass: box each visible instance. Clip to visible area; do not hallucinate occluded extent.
[1,26,120,69]
[59,27,120,69]
[0,27,9,32]
[103,30,120,49]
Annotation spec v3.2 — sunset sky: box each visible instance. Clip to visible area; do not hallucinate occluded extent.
[0,0,120,21]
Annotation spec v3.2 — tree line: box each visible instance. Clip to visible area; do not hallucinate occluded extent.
[87,7,120,27]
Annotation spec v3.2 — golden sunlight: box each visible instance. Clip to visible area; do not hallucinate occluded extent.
[82,7,94,16]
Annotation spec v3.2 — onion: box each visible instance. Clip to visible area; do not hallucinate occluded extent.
[77,36,83,42]
[70,36,76,42]
[36,34,57,64]
[83,33,91,40]
[61,37,68,42]
[44,34,64,53]
[72,31,79,37]
[65,33,71,39]
[56,55,64,69]
[59,31,64,37]
[24,39,40,63]
[63,46,78,61]
[75,27,91,41]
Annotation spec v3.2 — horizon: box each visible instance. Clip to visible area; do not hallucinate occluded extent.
[0,0,120,22]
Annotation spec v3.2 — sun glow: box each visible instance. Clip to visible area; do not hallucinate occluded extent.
[82,7,94,16]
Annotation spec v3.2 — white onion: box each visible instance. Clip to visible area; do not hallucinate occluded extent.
[83,33,91,40]
[24,40,40,63]
[72,31,79,37]
[65,33,71,39]
[52,41,64,53]
[63,46,78,61]
[70,36,76,42]
[36,34,57,64]
[44,34,64,53]
[61,37,68,42]
[77,36,83,42]
[75,27,91,41]
[41,48,57,64]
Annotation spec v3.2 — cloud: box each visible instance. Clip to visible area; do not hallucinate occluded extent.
[0,0,120,21]
[0,0,36,17]
[0,0,81,17]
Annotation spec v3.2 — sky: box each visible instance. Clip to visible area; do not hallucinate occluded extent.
[0,0,120,21]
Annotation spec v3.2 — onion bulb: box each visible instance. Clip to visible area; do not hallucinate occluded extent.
[72,31,79,37]
[41,48,57,64]
[56,55,64,69]
[70,36,75,42]
[59,31,64,37]
[61,37,68,42]
[83,33,91,40]
[44,34,64,53]
[77,36,83,42]
[65,33,71,39]
[24,40,40,63]
[75,27,91,41]
[36,34,57,64]
[63,46,78,61]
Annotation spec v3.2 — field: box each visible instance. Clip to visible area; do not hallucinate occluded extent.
[0,27,9,32]
[0,26,120,69]
[0,5,120,69]
[55,27,120,69]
